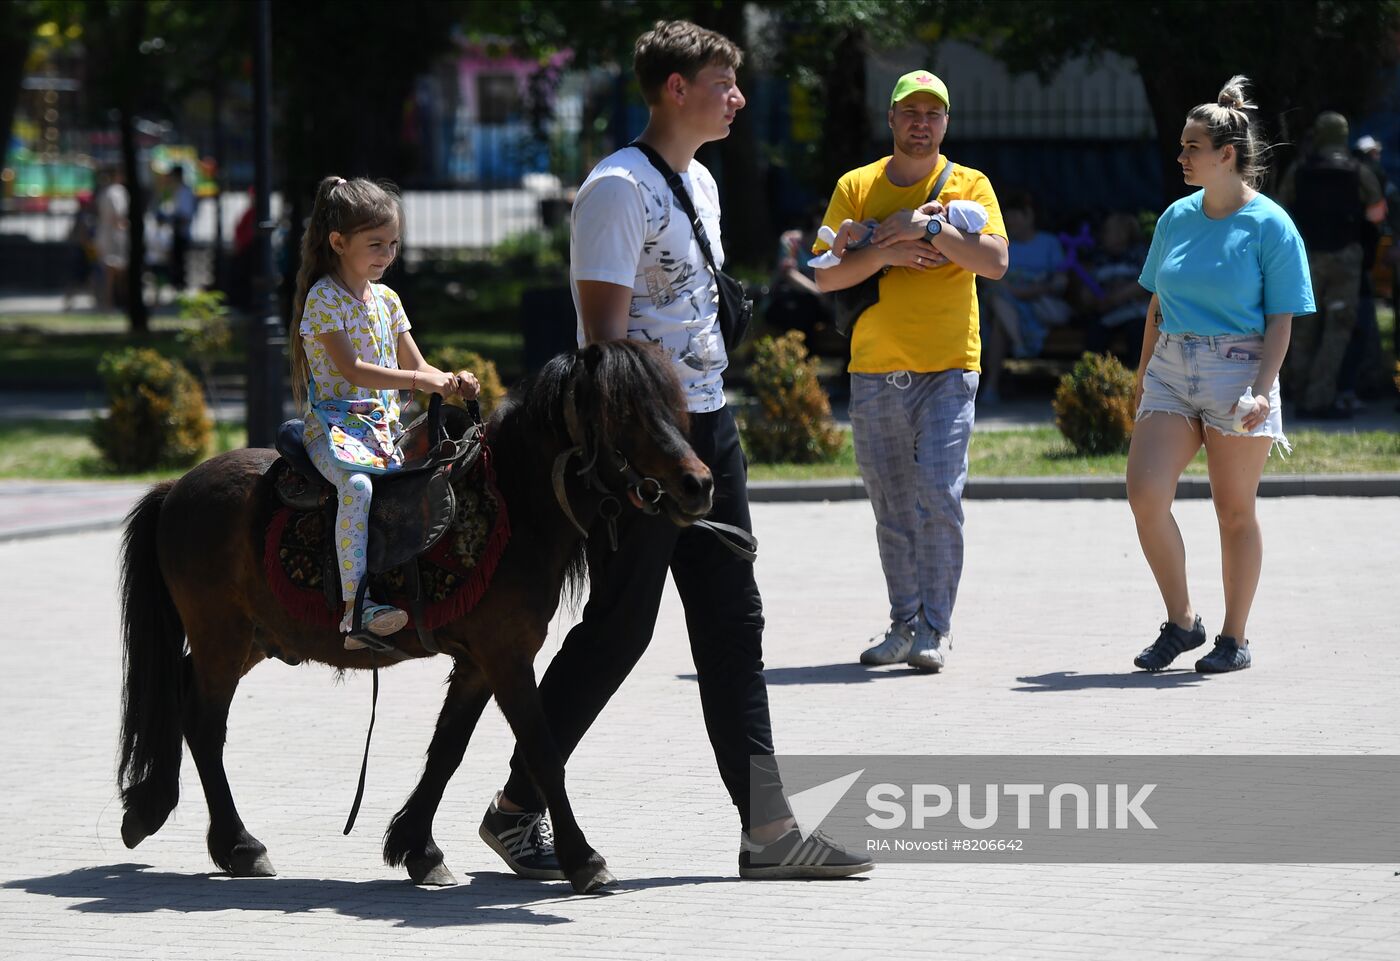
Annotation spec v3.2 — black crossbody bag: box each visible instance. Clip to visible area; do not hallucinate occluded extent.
[831,160,956,338]
[631,141,752,352]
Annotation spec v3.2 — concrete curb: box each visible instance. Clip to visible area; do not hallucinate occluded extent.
[747,473,1400,502]
[0,518,132,543]
[2,473,1397,544]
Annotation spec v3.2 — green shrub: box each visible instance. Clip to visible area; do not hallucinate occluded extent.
[490,223,570,273]
[1052,351,1136,455]
[175,290,233,361]
[420,347,506,419]
[176,291,233,434]
[93,347,211,471]
[739,330,843,464]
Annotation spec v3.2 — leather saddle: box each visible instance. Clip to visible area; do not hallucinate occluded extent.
[268,397,484,654]
[273,397,482,572]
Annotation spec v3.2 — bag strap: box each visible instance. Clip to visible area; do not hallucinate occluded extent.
[630,140,726,284]
[926,159,956,207]
[308,279,399,414]
[368,286,398,415]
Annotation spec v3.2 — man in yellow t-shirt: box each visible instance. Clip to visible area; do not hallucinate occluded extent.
[814,69,1008,673]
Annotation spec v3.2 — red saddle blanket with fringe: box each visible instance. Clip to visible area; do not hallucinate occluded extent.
[263,453,510,631]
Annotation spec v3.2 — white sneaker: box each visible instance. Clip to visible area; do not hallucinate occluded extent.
[908,626,950,673]
[340,599,408,650]
[859,620,915,666]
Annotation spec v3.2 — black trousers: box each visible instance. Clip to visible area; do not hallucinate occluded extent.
[503,405,791,831]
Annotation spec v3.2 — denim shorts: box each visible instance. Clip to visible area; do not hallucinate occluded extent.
[1137,333,1289,453]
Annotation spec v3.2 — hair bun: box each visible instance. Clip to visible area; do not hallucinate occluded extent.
[1216,75,1253,112]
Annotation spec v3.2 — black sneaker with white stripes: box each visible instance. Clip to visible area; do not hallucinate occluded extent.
[738,827,875,879]
[478,792,567,881]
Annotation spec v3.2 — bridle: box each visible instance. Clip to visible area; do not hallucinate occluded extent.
[550,374,757,561]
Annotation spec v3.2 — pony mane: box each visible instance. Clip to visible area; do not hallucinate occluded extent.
[492,339,688,608]
[512,339,686,444]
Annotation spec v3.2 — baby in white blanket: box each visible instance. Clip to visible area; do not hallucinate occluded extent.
[809,199,990,269]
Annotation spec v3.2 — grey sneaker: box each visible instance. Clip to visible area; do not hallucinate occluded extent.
[739,827,874,879]
[907,626,949,673]
[478,792,566,880]
[859,619,915,666]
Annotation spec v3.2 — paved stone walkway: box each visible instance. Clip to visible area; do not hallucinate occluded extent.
[0,481,150,542]
[2,498,1398,959]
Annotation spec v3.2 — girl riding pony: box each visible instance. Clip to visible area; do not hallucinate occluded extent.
[290,176,478,648]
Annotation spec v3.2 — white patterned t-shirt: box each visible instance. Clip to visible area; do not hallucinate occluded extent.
[569,147,728,412]
[298,277,411,442]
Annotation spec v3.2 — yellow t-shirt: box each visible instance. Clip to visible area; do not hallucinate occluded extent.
[816,156,1006,374]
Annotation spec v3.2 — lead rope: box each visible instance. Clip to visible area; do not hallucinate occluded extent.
[692,518,758,561]
[343,657,379,835]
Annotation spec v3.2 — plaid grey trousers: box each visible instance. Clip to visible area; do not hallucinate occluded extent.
[849,368,978,636]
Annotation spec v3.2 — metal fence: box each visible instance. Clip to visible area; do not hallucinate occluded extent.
[0,186,559,249]
[0,183,568,293]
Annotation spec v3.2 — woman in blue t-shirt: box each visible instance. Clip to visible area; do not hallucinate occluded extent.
[1126,76,1315,676]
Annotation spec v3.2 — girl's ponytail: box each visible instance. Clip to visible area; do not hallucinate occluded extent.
[290,176,345,409]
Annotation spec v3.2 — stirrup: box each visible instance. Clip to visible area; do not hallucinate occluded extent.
[342,584,409,657]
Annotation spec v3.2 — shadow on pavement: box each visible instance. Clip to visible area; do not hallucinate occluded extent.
[681,662,917,686]
[1012,671,1212,692]
[3,863,729,927]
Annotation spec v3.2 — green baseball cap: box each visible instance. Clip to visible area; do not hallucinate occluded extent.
[890,70,950,110]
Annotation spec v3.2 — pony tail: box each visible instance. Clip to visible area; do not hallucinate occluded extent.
[290,176,344,409]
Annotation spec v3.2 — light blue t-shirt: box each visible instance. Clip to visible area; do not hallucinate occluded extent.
[1138,191,1315,335]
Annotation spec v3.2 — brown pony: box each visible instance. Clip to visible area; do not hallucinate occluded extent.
[116,340,713,894]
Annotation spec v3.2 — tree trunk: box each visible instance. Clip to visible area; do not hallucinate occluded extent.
[692,1,770,270]
[120,1,149,334]
[820,27,871,194]
[119,104,148,333]
[211,75,226,292]
[0,28,33,230]
[1131,49,1220,211]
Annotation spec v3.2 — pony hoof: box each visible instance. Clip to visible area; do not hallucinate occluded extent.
[408,856,456,887]
[568,857,615,894]
[120,810,150,849]
[227,846,277,878]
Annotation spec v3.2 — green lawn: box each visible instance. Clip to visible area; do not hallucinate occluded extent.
[745,426,1400,482]
[5,300,1395,481]
[7,420,1395,483]
[0,420,247,481]
[0,310,526,386]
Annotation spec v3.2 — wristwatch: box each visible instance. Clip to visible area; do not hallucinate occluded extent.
[924,217,943,239]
